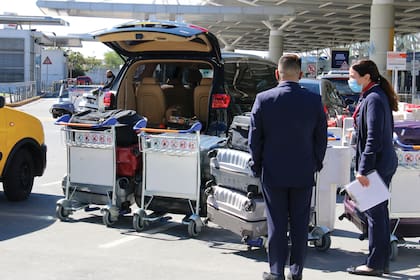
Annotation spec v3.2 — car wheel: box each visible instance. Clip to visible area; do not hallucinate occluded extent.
[3,149,34,201]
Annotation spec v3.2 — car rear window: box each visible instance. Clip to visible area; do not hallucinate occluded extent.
[224,61,277,113]
[324,78,354,95]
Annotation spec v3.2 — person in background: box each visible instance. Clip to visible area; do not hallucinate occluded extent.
[104,70,115,88]
[249,54,327,280]
[346,59,398,277]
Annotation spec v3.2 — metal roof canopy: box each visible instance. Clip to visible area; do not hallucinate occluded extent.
[0,15,69,27]
[0,15,83,47]
[35,0,420,53]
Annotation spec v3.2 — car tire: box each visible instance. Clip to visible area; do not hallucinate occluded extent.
[3,149,35,201]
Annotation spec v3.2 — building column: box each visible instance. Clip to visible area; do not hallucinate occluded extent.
[369,0,394,79]
[268,30,283,64]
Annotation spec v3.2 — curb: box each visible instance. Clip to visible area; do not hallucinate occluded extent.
[5,95,44,108]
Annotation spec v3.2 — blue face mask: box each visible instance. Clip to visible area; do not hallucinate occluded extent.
[348,78,363,93]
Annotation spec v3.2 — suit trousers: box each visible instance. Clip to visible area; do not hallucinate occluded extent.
[262,184,313,277]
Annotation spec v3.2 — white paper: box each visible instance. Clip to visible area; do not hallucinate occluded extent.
[344,171,391,212]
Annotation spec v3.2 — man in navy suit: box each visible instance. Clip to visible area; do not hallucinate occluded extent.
[249,54,327,280]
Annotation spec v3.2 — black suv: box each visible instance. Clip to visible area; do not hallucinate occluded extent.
[95,20,277,136]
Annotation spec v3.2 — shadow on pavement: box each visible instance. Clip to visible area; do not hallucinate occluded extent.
[0,192,61,241]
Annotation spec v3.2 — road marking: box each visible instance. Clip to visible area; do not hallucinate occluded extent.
[42,181,62,186]
[99,235,138,249]
[99,222,179,248]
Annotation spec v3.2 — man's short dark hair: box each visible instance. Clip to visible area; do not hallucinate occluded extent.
[278,54,301,76]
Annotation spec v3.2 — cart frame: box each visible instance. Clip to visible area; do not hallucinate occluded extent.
[54,115,135,226]
[132,120,205,237]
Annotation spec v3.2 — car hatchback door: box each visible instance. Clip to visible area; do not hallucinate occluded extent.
[94,20,222,61]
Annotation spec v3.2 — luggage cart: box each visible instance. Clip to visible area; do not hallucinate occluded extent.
[338,139,420,260]
[206,148,331,251]
[54,115,135,226]
[132,119,205,237]
[308,172,332,252]
[388,140,420,260]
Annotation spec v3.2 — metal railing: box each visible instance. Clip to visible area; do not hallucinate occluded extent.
[0,81,37,104]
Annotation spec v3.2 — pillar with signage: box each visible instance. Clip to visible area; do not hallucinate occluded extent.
[386,51,406,94]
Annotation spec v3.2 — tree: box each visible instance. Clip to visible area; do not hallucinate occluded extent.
[104,51,124,69]
[66,50,101,78]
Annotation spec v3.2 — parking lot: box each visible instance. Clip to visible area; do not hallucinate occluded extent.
[0,98,419,280]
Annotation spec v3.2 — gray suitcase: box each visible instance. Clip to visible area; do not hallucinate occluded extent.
[209,148,262,194]
[206,185,267,240]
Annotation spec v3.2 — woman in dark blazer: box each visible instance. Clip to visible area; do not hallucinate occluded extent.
[346,60,399,277]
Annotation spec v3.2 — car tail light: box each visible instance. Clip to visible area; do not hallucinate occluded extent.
[211,93,231,109]
[103,91,114,108]
[323,105,328,114]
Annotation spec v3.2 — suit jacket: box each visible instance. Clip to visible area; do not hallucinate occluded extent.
[248,81,327,188]
[355,85,397,183]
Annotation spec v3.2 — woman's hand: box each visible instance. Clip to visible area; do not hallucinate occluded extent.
[356,173,370,187]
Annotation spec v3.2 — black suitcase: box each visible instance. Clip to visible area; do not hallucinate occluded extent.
[69,109,142,146]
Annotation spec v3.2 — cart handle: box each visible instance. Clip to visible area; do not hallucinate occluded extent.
[133,119,202,134]
[327,132,340,141]
[394,138,420,151]
[54,114,119,128]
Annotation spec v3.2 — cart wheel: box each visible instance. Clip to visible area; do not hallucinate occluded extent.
[56,204,70,221]
[315,233,331,252]
[188,219,200,237]
[133,209,146,232]
[102,209,116,227]
[389,240,398,261]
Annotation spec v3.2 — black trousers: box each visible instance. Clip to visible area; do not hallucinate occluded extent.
[365,200,390,270]
[262,184,313,277]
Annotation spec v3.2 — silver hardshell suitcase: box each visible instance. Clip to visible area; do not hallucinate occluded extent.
[206,185,267,240]
[209,148,261,194]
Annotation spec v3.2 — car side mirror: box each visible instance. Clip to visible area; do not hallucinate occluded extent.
[0,96,5,108]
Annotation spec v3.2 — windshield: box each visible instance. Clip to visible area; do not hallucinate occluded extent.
[299,82,320,95]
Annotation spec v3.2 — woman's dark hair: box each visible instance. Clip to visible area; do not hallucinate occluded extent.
[352,59,399,111]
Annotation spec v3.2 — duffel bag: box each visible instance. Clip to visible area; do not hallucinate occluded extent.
[69,109,142,146]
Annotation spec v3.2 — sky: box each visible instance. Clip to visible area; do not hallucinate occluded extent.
[2,0,267,59]
[1,1,176,58]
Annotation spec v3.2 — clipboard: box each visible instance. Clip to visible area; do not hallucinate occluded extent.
[344,170,390,212]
